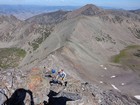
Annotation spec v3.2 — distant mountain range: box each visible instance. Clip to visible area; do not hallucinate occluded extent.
[0,5,80,13]
[1,5,139,20]
[130,9,140,15]
[0,5,80,20]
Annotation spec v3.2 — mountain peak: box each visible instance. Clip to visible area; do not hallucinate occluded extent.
[66,4,105,18]
[80,4,103,15]
[83,4,99,9]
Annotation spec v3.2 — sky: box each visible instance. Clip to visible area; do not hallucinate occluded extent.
[0,0,140,10]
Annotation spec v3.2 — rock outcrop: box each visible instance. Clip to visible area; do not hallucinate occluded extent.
[0,67,140,105]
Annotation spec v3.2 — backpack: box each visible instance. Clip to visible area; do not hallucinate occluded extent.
[51,69,56,74]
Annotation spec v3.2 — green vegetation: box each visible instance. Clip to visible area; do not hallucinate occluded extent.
[30,28,51,51]
[126,45,140,49]
[135,28,140,39]
[113,45,140,63]
[31,42,39,51]
[0,48,26,69]
[128,27,140,39]
[114,16,123,23]
[112,45,140,72]
[95,37,104,41]
[95,34,116,44]
[113,50,126,63]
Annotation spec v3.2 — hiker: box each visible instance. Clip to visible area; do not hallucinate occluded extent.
[56,69,66,85]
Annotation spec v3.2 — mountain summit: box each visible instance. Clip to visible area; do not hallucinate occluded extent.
[67,4,105,18]
[80,4,104,15]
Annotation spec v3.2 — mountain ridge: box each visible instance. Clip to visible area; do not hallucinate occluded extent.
[0,4,140,105]
[26,10,69,25]
[26,4,140,26]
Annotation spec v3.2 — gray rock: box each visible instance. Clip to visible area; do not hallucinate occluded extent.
[0,89,7,105]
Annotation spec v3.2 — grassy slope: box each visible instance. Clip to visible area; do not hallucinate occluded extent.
[112,45,140,71]
[0,48,26,69]
[30,28,51,51]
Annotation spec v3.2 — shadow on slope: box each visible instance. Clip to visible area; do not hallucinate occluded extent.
[45,90,72,105]
[45,87,82,105]
[2,88,34,105]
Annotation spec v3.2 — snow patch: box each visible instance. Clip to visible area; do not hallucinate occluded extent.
[99,81,103,84]
[121,83,125,86]
[111,75,116,78]
[100,65,107,70]
[134,95,140,100]
[82,88,85,91]
[111,84,120,92]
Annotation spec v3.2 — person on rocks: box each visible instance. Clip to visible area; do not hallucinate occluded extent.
[56,69,66,85]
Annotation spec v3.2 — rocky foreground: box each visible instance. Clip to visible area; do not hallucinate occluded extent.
[0,67,140,105]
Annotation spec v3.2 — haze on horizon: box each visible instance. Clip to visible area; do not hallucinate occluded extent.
[0,0,139,10]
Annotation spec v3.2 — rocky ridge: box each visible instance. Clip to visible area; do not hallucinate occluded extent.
[0,66,140,105]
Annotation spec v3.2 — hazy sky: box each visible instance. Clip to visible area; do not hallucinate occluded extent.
[0,0,139,9]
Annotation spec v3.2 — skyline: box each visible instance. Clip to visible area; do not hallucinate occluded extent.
[0,0,140,10]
